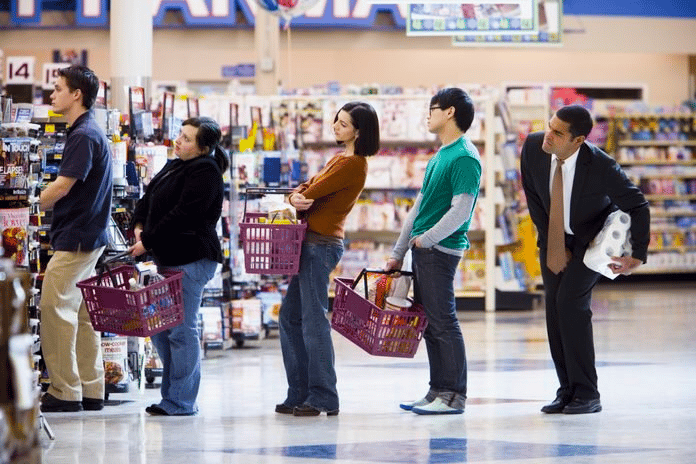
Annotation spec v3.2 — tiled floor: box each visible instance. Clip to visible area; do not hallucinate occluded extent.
[40,281,696,463]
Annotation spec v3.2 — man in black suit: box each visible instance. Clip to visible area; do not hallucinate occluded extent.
[521,105,650,414]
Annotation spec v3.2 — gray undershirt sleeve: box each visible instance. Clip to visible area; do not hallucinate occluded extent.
[419,193,476,248]
[390,193,422,262]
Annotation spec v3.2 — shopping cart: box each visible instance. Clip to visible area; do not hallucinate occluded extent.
[331,269,428,358]
[77,251,184,337]
[238,187,307,275]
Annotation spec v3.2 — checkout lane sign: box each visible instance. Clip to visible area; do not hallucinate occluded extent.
[5,56,35,85]
[42,63,70,90]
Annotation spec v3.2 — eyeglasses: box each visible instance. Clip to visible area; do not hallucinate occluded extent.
[429,106,442,114]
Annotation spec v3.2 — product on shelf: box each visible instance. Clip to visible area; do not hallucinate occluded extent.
[607,110,696,274]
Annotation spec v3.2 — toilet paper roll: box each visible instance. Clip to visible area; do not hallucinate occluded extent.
[583,211,632,279]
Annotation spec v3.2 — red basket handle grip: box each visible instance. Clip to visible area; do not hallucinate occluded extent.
[351,268,415,298]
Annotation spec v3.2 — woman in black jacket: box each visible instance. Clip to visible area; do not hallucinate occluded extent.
[129,117,228,416]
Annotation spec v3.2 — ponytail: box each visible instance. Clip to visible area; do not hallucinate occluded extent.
[213,145,229,173]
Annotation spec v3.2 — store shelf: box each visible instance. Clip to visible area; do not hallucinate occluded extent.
[633,267,696,275]
[344,229,485,243]
[456,290,485,298]
[638,174,696,179]
[344,230,400,243]
[618,160,696,166]
[608,112,696,277]
[612,112,694,119]
[651,210,696,217]
[650,225,696,232]
[644,194,696,201]
[648,246,696,252]
[507,102,547,109]
[302,140,439,149]
[618,140,696,147]
[362,187,420,192]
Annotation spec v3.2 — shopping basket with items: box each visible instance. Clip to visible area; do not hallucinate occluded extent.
[331,268,428,358]
[238,187,307,275]
[76,251,184,337]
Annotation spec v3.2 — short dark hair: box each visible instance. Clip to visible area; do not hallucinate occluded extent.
[334,102,380,157]
[555,105,594,138]
[57,65,99,110]
[431,88,475,133]
[182,117,230,172]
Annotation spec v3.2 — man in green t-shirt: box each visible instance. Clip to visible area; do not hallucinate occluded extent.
[386,87,481,415]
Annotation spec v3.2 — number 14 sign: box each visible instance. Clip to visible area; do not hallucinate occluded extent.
[5,56,36,85]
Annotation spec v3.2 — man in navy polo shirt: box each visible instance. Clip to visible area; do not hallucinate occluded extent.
[39,65,113,413]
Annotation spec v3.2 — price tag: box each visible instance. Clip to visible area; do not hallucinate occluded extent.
[5,56,36,85]
[42,63,69,90]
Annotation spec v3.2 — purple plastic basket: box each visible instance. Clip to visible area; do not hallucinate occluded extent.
[331,277,428,358]
[239,212,307,275]
[77,265,184,337]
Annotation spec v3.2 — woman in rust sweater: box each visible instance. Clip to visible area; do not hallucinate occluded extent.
[276,102,380,417]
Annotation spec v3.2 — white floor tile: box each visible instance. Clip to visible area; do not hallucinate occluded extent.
[40,281,696,463]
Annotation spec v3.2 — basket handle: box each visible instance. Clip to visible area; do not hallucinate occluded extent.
[243,187,296,222]
[96,250,132,287]
[351,268,415,298]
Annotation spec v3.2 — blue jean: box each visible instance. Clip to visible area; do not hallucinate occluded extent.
[412,247,467,407]
[279,241,343,412]
[150,258,218,415]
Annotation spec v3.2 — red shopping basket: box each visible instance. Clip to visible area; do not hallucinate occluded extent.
[239,187,307,275]
[331,270,428,358]
[77,265,184,337]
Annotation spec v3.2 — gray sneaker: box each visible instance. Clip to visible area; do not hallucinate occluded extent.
[399,396,433,411]
[411,397,464,415]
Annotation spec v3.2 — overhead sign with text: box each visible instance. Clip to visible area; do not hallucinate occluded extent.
[6,0,408,28]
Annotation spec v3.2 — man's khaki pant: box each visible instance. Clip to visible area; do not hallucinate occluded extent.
[40,247,105,402]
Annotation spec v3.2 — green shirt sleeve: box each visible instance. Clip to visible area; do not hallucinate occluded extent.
[450,156,481,197]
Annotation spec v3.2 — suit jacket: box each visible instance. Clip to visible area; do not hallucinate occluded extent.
[521,132,650,263]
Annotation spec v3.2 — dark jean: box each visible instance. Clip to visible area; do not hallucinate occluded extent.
[150,258,218,415]
[279,241,343,412]
[412,247,467,407]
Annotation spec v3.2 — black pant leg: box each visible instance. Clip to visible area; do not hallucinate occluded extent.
[541,251,602,400]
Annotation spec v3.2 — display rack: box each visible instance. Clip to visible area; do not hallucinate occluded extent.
[247,94,502,311]
[606,111,696,274]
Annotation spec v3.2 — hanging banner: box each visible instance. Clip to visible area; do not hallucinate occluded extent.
[407,1,537,37]
[452,0,561,46]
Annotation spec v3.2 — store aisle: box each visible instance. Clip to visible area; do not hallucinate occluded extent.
[40,282,696,464]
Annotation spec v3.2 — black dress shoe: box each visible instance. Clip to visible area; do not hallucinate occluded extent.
[275,403,295,414]
[145,405,170,416]
[562,398,602,414]
[82,397,104,411]
[40,393,83,413]
[293,404,339,417]
[540,396,570,414]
